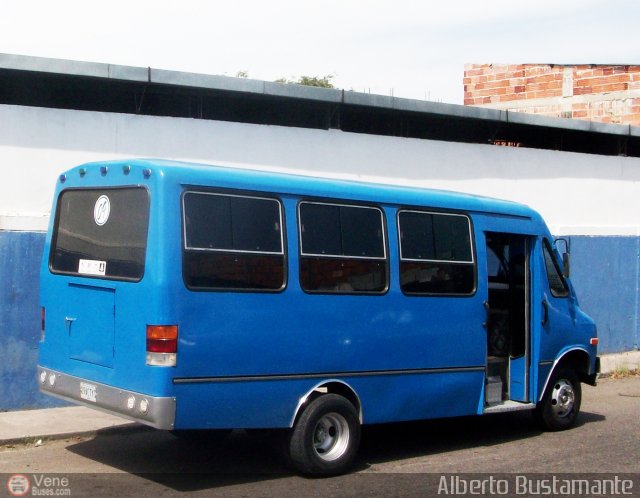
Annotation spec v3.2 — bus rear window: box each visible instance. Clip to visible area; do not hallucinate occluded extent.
[50,188,150,281]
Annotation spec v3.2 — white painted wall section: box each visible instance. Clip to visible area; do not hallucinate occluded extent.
[2,104,639,235]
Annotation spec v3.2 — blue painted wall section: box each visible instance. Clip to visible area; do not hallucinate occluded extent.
[569,236,640,354]
[0,231,637,410]
[0,231,66,410]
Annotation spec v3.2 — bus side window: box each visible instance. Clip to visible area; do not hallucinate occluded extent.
[398,210,475,295]
[182,191,285,291]
[542,240,569,298]
[298,201,388,293]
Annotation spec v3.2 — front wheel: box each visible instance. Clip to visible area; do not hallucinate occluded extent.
[534,368,582,431]
[287,394,361,476]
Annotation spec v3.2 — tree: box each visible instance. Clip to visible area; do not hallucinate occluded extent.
[275,74,335,88]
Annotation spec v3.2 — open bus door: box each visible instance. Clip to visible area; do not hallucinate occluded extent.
[484,232,532,408]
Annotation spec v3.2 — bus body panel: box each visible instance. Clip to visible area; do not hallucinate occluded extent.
[39,165,178,420]
[172,291,486,380]
[172,370,485,429]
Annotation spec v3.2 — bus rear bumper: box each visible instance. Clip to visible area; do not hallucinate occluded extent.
[37,366,176,430]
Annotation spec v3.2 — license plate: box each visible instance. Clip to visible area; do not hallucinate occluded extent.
[80,382,97,402]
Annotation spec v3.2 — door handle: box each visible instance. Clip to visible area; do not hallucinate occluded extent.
[482,300,490,329]
[541,300,549,326]
[65,316,76,334]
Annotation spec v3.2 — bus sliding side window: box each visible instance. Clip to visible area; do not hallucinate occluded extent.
[397,210,475,295]
[182,191,285,291]
[298,201,388,293]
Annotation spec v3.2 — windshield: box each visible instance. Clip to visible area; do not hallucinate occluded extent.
[50,187,150,281]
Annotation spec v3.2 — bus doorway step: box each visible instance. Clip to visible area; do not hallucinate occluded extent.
[483,401,535,414]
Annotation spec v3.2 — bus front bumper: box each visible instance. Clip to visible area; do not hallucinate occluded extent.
[585,356,601,386]
[37,366,176,430]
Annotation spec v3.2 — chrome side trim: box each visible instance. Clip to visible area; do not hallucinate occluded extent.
[537,347,589,402]
[37,366,176,430]
[173,365,485,384]
[289,379,363,428]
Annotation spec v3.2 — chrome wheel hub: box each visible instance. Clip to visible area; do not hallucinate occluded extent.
[313,412,350,462]
[550,379,575,418]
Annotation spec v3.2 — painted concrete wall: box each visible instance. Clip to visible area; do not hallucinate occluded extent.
[0,231,63,409]
[1,103,639,409]
[2,103,640,235]
[569,236,640,353]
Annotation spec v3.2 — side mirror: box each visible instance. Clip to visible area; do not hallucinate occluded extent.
[562,252,570,279]
[555,237,571,279]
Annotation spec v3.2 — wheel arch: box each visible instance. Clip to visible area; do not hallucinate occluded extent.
[538,347,591,402]
[290,379,363,428]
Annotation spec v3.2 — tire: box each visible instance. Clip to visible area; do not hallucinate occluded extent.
[287,394,361,476]
[534,368,582,431]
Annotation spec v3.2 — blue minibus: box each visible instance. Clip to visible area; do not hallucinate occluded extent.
[38,159,599,475]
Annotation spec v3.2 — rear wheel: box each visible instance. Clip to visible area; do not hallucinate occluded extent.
[534,368,581,431]
[287,394,361,476]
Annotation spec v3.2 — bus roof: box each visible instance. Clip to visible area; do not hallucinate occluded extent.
[69,158,541,221]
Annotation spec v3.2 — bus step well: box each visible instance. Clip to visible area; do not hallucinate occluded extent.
[483,401,535,414]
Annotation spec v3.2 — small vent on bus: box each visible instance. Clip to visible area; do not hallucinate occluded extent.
[41,307,46,341]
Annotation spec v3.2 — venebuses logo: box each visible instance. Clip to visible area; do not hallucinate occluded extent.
[6,474,30,497]
[94,195,111,226]
[6,474,71,496]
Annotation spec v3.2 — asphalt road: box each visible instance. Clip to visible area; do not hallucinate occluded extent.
[1,376,639,497]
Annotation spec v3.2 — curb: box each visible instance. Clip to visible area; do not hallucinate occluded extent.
[600,350,640,373]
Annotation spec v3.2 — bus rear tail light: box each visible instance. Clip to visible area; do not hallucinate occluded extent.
[146,325,178,367]
[590,337,599,346]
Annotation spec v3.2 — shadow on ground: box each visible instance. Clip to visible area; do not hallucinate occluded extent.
[66,410,605,493]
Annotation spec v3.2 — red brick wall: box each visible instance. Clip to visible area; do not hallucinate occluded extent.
[464,64,640,126]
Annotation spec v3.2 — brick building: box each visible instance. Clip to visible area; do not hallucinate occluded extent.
[464,64,640,126]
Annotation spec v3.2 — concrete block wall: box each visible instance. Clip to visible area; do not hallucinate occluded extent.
[464,64,640,125]
[0,231,64,409]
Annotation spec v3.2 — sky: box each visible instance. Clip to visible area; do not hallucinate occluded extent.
[1,0,639,104]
